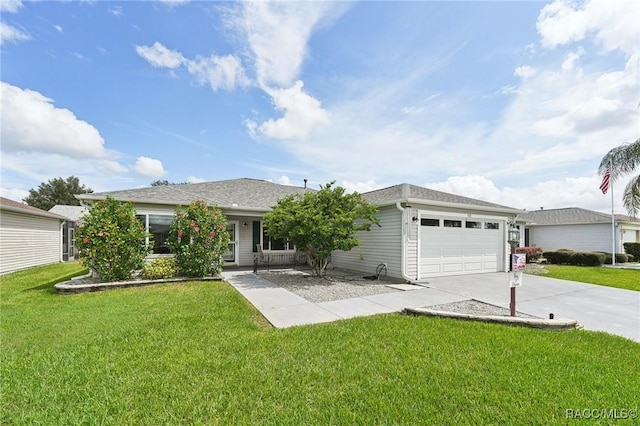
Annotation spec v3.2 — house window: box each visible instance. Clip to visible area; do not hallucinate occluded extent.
[444,220,462,228]
[484,222,500,230]
[421,218,440,227]
[137,214,174,254]
[262,229,294,251]
[465,221,481,229]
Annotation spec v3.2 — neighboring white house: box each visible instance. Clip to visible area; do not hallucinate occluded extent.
[77,179,523,281]
[0,197,66,275]
[519,207,640,253]
[49,205,87,261]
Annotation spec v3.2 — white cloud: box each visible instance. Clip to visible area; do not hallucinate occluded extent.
[187,176,206,183]
[135,42,185,69]
[159,0,190,6]
[249,80,330,140]
[186,54,250,91]
[109,6,123,17]
[136,42,250,91]
[133,156,166,178]
[514,65,536,79]
[0,82,108,158]
[426,174,629,213]
[341,180,384,194]
[277,175,291,186]
[561,47,583,71]
[0,22,30,45]
[53,25,63,33]
[100,160,129,174]
[537,0,640,56]
[231,1,347,88]
[0,0,22,13]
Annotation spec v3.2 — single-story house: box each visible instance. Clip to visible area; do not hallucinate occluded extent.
[0,197,67,275]
[49,205,87,261]
[519,207,640,253]
[76,178,523,280]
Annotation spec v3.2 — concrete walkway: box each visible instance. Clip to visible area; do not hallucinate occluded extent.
[221,270,640,342]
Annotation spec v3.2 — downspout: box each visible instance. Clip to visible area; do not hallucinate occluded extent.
[396,201,415,282]
[59,221,65,263]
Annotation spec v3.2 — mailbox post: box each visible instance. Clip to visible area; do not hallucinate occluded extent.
[508,226,522,317]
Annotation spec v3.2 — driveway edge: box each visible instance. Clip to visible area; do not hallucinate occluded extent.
[404,307,581,331]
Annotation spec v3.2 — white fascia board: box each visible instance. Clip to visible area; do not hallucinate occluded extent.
[376,198,522,216]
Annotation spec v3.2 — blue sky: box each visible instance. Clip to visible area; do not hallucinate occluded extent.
[1,0,638,214]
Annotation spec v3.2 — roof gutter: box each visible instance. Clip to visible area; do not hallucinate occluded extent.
[76,195,270,214]
[396,201,417,282]
[376,198,523,215]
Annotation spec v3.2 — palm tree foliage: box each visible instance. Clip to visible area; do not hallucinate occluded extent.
[599,138,640,216]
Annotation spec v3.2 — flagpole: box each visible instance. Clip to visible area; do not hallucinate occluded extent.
[610,160,616,266]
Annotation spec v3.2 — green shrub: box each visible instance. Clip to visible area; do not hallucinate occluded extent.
[596,252,631,264]
[515,247,543,263]
[623,242,640,259]
[571,252,605,266]
[543,251,571,264]
[167,200,230,277]
[143,258,178,280]
[75,197,150,281]
[543,250,605,266]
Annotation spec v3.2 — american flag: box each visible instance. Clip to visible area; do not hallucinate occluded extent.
[599,169,610,194]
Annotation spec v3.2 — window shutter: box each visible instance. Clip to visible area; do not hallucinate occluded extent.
[252,221,260,252]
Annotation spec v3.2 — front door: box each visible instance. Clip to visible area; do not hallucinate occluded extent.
[224,221,239,264]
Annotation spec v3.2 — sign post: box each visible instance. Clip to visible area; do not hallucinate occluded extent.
[510,253,526,316]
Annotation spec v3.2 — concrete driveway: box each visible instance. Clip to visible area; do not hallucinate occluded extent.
[421,273,640,343]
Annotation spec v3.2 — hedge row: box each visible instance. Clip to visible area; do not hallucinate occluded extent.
[543,250,634,266]
[623,242,640,259]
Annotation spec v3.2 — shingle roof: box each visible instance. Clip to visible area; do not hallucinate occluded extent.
[0,197,67,220]
[49,205,87,221]
[363,183,520,212]
[519,207,640,225]
[77,178,314,210]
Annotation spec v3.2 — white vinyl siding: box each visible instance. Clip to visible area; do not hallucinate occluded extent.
[528,224,613,252]
[0,210,62,274]
[330,207,403,279]
[529,223,640,253]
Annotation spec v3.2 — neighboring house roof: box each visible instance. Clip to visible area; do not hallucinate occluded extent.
[49,205,87,221]
[0,197,67,220]
[76,178,314,211]
[363,183,522,214]
[519,207,640,226]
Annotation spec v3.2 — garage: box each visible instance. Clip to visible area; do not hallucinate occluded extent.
[419,214,505,278]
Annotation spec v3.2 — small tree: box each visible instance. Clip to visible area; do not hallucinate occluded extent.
[263,182,380,276]
[167,200,230,277]
[75,197,149,281]
[24,176,93,210]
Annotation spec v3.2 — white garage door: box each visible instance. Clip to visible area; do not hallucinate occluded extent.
[419,216,504,278]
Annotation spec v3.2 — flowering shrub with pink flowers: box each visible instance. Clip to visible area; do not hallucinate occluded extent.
[167,200,230,277]
[75,197,150,281]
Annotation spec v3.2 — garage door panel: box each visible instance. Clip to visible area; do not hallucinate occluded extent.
[442,262,463,273]
[419,216,504,278]
[464,262,483,271]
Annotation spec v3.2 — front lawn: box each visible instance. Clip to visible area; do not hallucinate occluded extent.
[543,265,640,292]
[1,264,639,424]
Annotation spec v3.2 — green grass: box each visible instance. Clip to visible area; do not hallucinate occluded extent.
[2,264,639,425]
[543,265,640,292]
